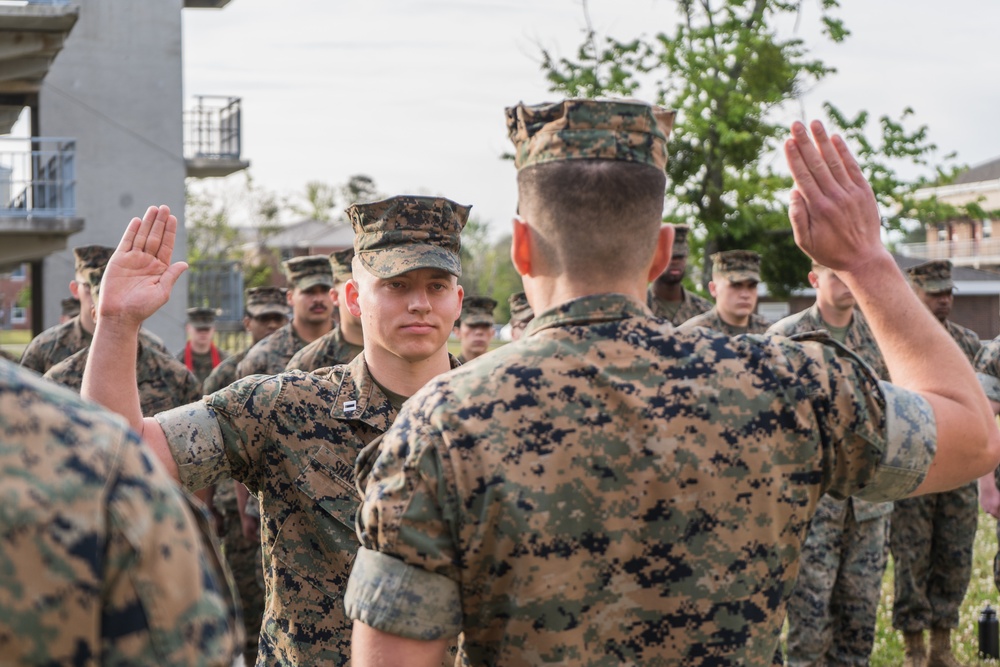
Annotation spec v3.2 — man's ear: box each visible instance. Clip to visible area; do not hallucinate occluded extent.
[329,286,340,308]
[807,271,820,289]
[345,279,362,318]
[69,280,80,299]
[286,289,295,306]
[646,224,676,282]
[708,281,719,299]
[511,217,532,277]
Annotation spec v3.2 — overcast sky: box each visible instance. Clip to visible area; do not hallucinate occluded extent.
[182,0,1000,236]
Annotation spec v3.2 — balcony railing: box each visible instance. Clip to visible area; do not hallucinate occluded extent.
[0,137,76,217]
[184,95,242,161]
[898,239,1000,265]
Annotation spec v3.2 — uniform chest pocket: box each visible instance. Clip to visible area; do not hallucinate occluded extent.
[295,445,361,531]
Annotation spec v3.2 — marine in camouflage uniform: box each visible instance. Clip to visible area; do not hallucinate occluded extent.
[344,100,974,666]
[646,223,714,325]
[286,248,364,372]
[201,286,289,667]
[0,358,242,665]
[768,263,892,667]
[973,339,1000,595]
[81,198,468,667]
[454,295,497,363]
[20,245,168,374]
[891,259,982,667]
[43,265,201,414]
[677,249,771,335]
[177,307,229,390]
[237,255,335,377]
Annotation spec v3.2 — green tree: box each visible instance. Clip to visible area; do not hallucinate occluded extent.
[539,0,976,296]
[459,219,521,321]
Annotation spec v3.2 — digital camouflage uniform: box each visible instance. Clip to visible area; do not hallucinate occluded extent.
[202,286,290,667]
[60,296,80,319]
[345,99,937,666]
[285,326,363,372]
[768,304,892,666]
[891,261,982,637]
[20,315,169,375]
[237,322,309,377]
[647,284,714,326]
[0,359,242,665]
[678,306,772,335]
[508,291,534,327]
[45,339,202,415]
[973,339,1000,593]
[346,294,936,666]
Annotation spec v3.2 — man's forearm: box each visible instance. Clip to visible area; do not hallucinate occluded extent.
[81,316,143,431]
[844,252,999,489]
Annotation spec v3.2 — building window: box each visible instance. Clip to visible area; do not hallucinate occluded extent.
[8,264,25,281]
[10,306,26,324]
[984,220,993,239]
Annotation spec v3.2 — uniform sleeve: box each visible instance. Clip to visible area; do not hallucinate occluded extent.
[104,430,242,665]
[345,393,463,640]
[155,374,280,493]
[787,333,937,502]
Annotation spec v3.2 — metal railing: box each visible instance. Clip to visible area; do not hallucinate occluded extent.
[0,137,76,217]
[183,96,243,161]
[187,260,245,323]
[898,239,1000,261]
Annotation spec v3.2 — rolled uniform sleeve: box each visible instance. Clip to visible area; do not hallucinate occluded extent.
[794,333,937,502]
[345,405,463,641]
[851,381,936,502]
[155,374,279,493]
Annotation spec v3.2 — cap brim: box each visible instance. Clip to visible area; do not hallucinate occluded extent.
[463,315,494,326]
[920,280,954,293]
[719,270,760,283]
[294,276,334,291]
[358,245,462,279]
[247,304,290,317]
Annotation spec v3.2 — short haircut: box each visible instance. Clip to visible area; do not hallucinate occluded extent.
[517,159,666,282]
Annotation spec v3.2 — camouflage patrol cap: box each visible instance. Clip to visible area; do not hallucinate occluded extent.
[86,265,105,301]
[348,195,468,279]
[906,260,953,293]
[245,286,290,318]
[711,249,761,283]
[186,307,217,329]
[672,224,691,258]
[507,291,534,326]
[329,248,355,285]
[73,245,114,274]
[975,339,1000,403]
[282,255,334,291]
[461,296,498,326]
[505,99,676,172]
[60,297,81,318]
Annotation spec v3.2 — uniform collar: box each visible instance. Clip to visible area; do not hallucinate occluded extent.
[526,293,648,337]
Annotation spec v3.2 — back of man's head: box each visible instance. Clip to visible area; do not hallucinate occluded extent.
[507,100,674,282]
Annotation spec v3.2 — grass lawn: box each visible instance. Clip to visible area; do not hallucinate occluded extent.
[0,329,31,359]
[869,509,1000,666]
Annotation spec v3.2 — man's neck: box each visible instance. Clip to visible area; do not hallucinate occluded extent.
[190,341,212,354]
[527,275,648,315]
[364,346,452,397]
[719,310,750,328]
[79,314,96,335]
[652,279,684,302]
[816,302,853,329]
[341,319,364,346]
[293,318,333,344]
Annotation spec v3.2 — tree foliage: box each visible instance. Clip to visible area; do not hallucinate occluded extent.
[459,218,522,322]
[539,0,981,296]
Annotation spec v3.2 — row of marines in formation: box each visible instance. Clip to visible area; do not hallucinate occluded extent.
[3,98,1000,667]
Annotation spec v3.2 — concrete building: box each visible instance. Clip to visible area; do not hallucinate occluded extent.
[0,0,247,350]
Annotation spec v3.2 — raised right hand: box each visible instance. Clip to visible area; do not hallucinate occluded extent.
[99,205,188,327]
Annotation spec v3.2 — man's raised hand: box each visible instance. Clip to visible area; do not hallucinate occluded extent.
[784,120,886,273]
[99,205,188,326]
